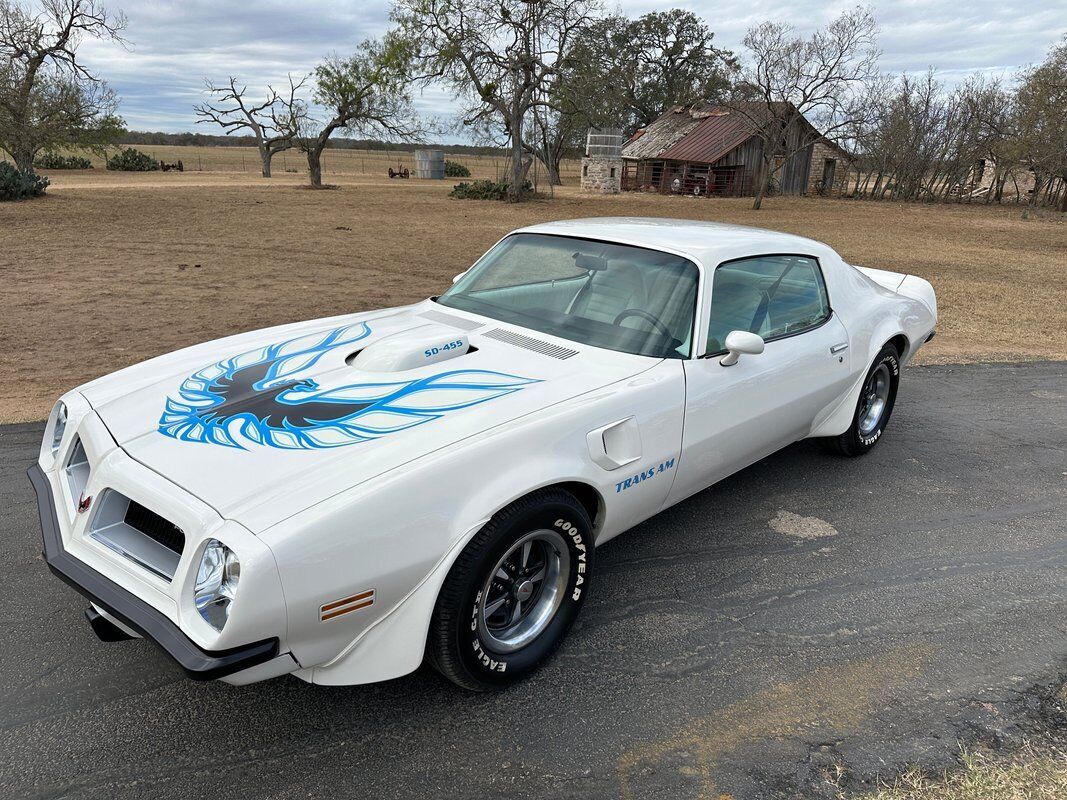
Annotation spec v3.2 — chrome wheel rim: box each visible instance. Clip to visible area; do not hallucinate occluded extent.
[478,530,570,654]
[858,363,891,435]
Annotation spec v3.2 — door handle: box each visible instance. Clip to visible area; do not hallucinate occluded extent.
[829,343,849,354]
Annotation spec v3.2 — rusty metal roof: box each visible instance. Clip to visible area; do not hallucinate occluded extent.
[658,109,754,163]
[622,104,766,165]
[621,107,702,161]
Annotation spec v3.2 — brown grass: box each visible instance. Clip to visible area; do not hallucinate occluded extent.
[26,144,581,183]
[856,744,1067,800]
[1,155,1064,423]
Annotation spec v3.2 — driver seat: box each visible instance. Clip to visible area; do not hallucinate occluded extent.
[569,261,646,324]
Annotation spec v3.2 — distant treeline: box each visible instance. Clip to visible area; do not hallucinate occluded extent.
[118,131,507,156]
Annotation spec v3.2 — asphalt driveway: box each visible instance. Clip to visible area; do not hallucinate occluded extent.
[1,361,1065,799]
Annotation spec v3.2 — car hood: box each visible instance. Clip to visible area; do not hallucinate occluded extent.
[81,301,656,532]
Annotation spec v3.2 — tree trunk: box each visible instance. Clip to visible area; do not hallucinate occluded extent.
[546,156,562,187]
[13,147,34,172]
[751,156,770,211]
[259,143,272,178]
[505,105,527,203]
[1028,174,1044,209]
[307,145,324,188]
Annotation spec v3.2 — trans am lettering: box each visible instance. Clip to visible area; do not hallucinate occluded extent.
[158,322,538,450]
[614,457,675,493]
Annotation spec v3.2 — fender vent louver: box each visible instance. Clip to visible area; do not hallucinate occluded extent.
[418,309,484,331]
[481,328,578,360]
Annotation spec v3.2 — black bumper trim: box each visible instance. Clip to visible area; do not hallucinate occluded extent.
[28,463,279,681]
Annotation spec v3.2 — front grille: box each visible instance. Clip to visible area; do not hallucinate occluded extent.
[124,501,185,555]
[88,491,184,581]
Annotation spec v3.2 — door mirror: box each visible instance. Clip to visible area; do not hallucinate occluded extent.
[719,330,765,366]
[452,270,468,284]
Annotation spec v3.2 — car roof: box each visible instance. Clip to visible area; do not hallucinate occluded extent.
[513,217,838,267]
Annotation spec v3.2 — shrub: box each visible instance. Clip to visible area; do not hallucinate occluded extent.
[106,148,160,171]
[445,159,471,177]
[449,179,531,200]
[0,162,49,201]
[34,152,93,170]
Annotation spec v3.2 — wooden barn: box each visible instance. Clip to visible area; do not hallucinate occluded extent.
[621,103,850,197]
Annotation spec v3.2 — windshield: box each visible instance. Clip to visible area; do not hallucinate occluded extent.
[438,233,699,358]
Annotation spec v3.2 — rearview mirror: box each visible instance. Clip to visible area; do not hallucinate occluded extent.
[452,270,468,284]
[720,330,765,366]
[573,252,608,271]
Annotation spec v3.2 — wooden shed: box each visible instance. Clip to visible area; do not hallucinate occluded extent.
[621,103,850,198]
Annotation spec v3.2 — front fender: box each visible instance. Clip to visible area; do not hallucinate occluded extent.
[265,359,686,685]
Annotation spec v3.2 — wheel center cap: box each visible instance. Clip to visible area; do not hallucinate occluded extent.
[514,580,535,602]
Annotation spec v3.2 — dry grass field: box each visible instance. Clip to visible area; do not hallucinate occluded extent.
[24,144,582,184]
[1,148,1064,423]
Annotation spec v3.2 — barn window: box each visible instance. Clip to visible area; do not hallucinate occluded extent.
[610,167,616,178]
[582,164,588,177]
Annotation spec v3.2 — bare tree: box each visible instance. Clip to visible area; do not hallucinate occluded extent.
[194,75,308,178]
[0,0,126,170]
[1011,37,1067,211]
[299,35,421,189]
[394,0,599,201]
[727,7,879,209]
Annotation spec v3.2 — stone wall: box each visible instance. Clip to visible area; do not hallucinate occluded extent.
[806,141,850,195]
[581,156,623,194]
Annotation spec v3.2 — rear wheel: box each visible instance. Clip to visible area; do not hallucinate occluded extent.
[427,488,593,691]
[827,344,900,456]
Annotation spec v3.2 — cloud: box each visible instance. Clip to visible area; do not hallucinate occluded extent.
[76,0,1065,139]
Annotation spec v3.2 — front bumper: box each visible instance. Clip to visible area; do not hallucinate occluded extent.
[29,463,279,681]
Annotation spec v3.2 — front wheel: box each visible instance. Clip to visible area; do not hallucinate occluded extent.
[427,488,594,691]
[826,344,900,456]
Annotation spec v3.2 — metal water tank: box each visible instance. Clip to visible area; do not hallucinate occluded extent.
[414,149,445,179]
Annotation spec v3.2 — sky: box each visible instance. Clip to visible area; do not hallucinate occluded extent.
[77,0,1067,141]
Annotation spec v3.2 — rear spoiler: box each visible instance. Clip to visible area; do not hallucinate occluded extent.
[853,265,937,318]
[853,265,907,292]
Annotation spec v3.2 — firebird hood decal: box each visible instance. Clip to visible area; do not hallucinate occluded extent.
[82,302,660,530]
[158,323,538,450]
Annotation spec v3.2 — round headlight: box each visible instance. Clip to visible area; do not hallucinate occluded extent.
[50,401,68,457]
[194,539,240,631]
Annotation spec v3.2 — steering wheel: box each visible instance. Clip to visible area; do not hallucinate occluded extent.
[613,308,672,339]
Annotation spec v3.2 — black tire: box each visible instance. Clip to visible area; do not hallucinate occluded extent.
[826,344,901,457]
[427,488,594,691]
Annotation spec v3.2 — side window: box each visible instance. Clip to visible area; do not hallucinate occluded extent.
[706,255,830,353]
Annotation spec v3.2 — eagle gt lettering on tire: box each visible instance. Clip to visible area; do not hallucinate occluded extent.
[827,343,901,456]
[427,488,594,691]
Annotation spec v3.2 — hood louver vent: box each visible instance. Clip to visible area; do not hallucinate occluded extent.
[482,328,578,360]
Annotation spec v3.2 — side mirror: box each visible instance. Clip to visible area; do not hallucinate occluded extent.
[720,330,765,366]
[452,270,468,284]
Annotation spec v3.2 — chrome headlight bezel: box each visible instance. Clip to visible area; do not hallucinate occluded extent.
[193,538,241,631]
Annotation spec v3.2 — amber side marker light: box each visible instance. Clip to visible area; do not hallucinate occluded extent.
[320,589,376,622]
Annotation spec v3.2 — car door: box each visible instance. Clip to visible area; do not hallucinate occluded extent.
[667,254,853,505]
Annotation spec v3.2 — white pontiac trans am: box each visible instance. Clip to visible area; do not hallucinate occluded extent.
[30,218,936,690]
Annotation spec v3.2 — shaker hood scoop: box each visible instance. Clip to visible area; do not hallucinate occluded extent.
[347,324,472,372]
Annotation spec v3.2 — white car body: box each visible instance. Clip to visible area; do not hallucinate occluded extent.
[31,218,936,686]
